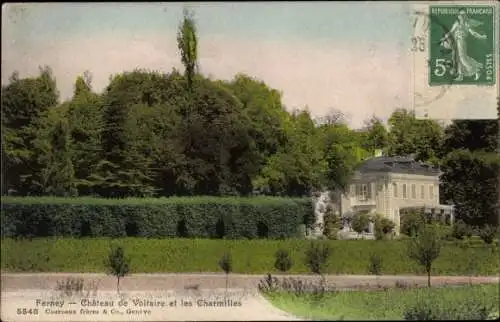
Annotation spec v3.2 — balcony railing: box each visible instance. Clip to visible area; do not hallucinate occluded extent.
[350,197,376,206]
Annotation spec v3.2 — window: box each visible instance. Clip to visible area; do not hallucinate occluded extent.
[392,183,398,198]
[355,184,370,201]
[402,184,407,199]
[429,185,434,200]
[420,185,425,199]
[411,184,416,199]
[350,184,356,196]
[361,184,368,200]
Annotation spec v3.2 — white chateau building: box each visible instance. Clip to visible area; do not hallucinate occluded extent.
[338,154,454,236]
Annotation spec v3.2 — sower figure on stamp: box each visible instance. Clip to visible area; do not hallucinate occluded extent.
[440,8,488,81]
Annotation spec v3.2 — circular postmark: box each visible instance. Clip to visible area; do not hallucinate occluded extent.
[411,9,455,110]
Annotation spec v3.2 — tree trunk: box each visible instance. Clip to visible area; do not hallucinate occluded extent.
[225,274,229,300]
[117,276,120,294]
[427,269,431,287]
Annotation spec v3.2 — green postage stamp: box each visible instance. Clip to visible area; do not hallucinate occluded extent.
[428,5,496,86]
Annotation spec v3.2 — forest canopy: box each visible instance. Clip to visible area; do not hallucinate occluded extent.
[1,10,498,228]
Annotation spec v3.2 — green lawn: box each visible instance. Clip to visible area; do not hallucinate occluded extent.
[1,237,499,275]
[264,284,500,320]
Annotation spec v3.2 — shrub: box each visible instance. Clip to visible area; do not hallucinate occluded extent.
[374,215,395,240]
[478,225,497,245]
[403,297,495,320]
[282,277,311,295]
[368,253,383,276]
[403,304,440,320]
[395,280,409,289]
[323,205,340,240]
[271,276,332,300]
[105,245,130,293]
[380,218,395,234]
[351,212,370,234]
[258,273,281,293]
[257,274,333,296]
[374,225,384,241]
[459,238,471,250]
[400,211,426,237]
[55,277,84,297]
[407,225,442,287]
[219,252,233,274]
[274,249,294,273]
[452,220,472,240]
[436,224,454,241]
[305,241,331,275]
[55,277,100,297]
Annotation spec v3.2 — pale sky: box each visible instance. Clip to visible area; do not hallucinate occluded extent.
[3,2,494,128]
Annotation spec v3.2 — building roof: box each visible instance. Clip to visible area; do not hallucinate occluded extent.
[356,156,440,176]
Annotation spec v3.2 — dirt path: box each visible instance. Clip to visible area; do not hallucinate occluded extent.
[1,274,497,321]
[0,289,302,321]
[1,272,498,291]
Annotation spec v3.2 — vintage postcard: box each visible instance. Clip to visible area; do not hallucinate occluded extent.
[1,2,499,322]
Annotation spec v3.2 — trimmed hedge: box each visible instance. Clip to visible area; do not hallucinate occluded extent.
[1,238,498,275]
[1,197,314,239]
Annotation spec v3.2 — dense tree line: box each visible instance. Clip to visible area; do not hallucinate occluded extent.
[1,10,498,228]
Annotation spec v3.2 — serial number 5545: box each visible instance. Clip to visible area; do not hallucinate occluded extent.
[17,308,39,315]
